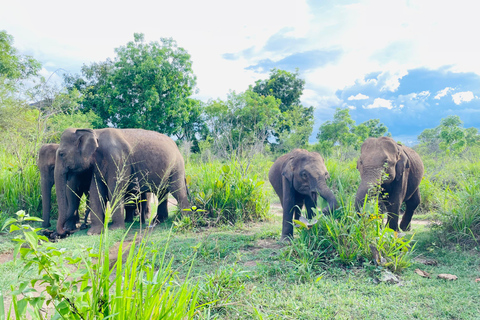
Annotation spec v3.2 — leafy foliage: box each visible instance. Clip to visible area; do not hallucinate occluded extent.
[176,159,271,230]
[252,68,314,152]
[64,33,199,138]
[1,210,201,319]
[203,90,281,158]
[316,108,389,151]
[417,115,480,155]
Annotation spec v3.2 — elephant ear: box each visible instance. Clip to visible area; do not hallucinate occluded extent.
[75,129,98,161]
[395,147,410,181]
[281,157,295,184]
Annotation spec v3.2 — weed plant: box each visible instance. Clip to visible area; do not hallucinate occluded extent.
[177,158,270,230]
[435,176,480,247]
[1,208,201,319]
[286,191,416,275]
[0,150,42,223]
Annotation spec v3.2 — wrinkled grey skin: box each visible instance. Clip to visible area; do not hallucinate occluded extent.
[38,144,59,228]
[269,149,338,241]
[55,128,189,236]
[38,144,89,229]
[355,137,424,231]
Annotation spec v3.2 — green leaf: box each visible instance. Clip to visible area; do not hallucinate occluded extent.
[9,224,20,232]
[1,218,17,231]
[24,217,43,222]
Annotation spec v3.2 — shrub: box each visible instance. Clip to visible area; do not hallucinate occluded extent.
[435,177,480,247]
[0,150,42,218]
[1,209,201,319]
[286,196,416,274]
[177,158,271,230]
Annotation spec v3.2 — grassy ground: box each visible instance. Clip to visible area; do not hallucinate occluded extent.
[1,202,479,320]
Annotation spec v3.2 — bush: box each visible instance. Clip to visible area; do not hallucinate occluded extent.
[176,158,271,230]
[0,150,42,219]
[286,196,416,274]
[1,209,201,319]
[435,177,480,247]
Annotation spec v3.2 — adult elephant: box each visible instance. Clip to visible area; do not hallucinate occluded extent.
[55,128,189,235]
[355,137,424,231]
[38,144,90,229]
[269,149,337,241]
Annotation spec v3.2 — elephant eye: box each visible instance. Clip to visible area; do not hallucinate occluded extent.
[301,171,307,179]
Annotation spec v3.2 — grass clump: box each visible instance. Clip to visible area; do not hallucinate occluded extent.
[286,196,416,276]
[1,209,201,319]
[177,158,270,230]
[435,176,480,247]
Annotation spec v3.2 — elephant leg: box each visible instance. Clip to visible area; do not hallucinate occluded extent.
[304,196,316,220]
[281,176,297,241]
[140,192,152,224]
[105,171,127,230]
[293,196,304,221]
[124,204,135,223]
[169,173,190,210]
[87,177,107,235]
[155,197,169,224]
[400,189,421,231]
[64,185,82,232]
[385,198,402,231]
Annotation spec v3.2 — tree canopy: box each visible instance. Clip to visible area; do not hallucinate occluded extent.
[252,68,314,152]
[317,108,389,150]
[418,115,480,154]
[64,33,198,137]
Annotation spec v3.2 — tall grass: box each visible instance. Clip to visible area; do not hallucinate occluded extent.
[435,176,480,246]
[1,208,202,319]
[0,150,42,224]
[286,190,416,275]
[177,157,271,230]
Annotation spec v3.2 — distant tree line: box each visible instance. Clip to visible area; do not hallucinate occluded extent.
[2,30,480,161]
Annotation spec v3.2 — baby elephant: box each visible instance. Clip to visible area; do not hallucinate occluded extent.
[355,137,424,231]
[269,149,337,241]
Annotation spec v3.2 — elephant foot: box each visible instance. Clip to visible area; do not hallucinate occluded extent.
[280,234,293,243]
[124,217,134,223]
[109,222,125,231]
[79,223,89,230]
[87,225,103,235]
[64,221,77,232]
[42,222,51,229]
[400,222,411,232]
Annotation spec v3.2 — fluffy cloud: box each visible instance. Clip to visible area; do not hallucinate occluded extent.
[452,91,475,105]
[364,98,394,109]
[347,93,369,100]
[434,87,454,99]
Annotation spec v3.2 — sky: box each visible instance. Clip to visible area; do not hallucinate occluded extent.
[2,0,480,144]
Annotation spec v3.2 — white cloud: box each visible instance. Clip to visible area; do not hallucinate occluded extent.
[348,105,356,110]
[347,93,369,100]
[364,98,394,109]
[452,91,475,105]
[434,87,454,99]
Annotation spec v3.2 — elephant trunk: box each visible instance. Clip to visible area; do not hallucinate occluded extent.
[355,173,381,212]
[54,165,69,235]
[40,169,54,228]
[317,180,337,214]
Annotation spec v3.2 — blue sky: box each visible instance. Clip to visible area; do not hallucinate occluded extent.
[2,0,479,144]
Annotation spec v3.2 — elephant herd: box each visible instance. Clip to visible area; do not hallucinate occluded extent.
[38,128,189,237]
[38,128,424,241]
[268,137,424,241]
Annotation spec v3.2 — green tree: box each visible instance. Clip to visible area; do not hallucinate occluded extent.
[204,90,281,157]
[317,108,389,150]
[417,115,480,155]
[252,68,314,152]
[64,33,198,137]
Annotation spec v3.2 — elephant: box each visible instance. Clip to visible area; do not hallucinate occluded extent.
[38,144,89,229]
[269,149,338,241]
[54,128,189,236]
[355,137,424,231]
